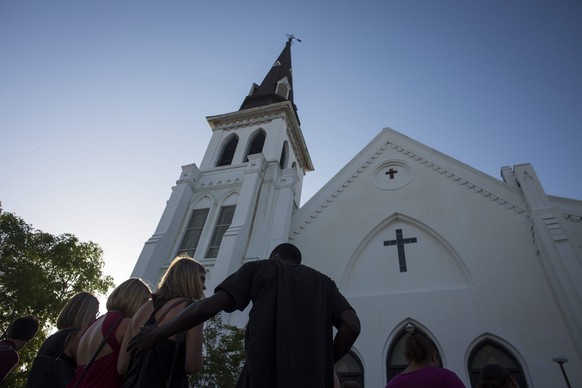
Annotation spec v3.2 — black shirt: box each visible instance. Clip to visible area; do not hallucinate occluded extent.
[216,258,353,388]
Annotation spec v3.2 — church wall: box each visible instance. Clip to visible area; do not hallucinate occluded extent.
[289,129,580,386]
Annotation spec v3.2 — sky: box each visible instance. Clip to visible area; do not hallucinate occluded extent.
[1,1,581,299]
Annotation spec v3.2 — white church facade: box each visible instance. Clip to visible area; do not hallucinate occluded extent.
[131,39,582,387]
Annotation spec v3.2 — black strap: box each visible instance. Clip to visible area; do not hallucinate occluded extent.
[72,315,124,388]
[56,328,80,359]
[153,298,189,327]
[165,300,193,388]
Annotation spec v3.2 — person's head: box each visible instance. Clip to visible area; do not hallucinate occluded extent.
[269,243,302,264]
[6,315,39,350]
[404,332,439,365]
[478,363,519,388]
[56,292,99,330]
[156,257,205,301]
[106,278,152,317]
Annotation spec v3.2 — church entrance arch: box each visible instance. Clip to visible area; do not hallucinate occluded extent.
[335,350,364,388]
[385,324,442,385]
[467,339,528,387]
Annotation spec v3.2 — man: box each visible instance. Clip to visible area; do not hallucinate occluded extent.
[129,243,360,387]
[0,315,39,383]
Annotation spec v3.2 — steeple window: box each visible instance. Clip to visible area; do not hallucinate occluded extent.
[275,77,291,99]
[245,131,266,161]
[177,208,209,257]
[206,205,236,258]
[217,135,239,167]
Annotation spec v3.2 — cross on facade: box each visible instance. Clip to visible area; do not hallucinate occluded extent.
[385,168,398,179]
[383,229,418,272]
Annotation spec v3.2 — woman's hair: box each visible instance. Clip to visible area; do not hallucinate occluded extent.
[56,292,99,330]
[156,257,205,301]
[478,363,513,388]
[404,333,438,363]
[106,278,152,317]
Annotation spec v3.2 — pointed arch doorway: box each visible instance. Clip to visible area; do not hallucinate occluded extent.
[335,350,364,387]
[467,339,528,387]
[385,324,442,385]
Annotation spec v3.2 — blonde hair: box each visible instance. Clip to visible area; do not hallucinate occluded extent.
[56,292,99,330]
[156,257,204,301]
[106,278,152,317]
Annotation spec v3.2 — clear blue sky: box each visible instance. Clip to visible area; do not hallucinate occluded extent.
[1,1,581,293]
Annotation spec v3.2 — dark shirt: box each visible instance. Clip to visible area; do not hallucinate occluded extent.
[121,297,189,388]
[34,328,79,368]
[216,258,353,388]
[0,339,18,383]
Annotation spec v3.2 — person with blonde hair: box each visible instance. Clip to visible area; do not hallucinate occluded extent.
[119,257,206,387]
[67,278,151,388]
[26,292,99,387]
[386,333,465,388]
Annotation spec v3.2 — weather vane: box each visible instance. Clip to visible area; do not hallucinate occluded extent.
[286,34,302,44]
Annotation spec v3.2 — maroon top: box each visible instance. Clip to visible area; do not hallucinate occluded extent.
[0,339,19,383]
[67,311,125,388]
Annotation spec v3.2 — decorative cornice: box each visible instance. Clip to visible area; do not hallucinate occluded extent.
[391,143,528,214]
[291,141,528,238]
[208,113,278,132]
[197,178,243,190]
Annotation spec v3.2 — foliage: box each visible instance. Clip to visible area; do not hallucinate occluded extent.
[189,313,246,387]
[0,205,114,387]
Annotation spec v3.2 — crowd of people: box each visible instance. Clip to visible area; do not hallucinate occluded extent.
[1,243,517,387]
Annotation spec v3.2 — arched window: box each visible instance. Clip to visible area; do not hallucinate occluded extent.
[335,351,364,387]
[217,135,238,167]
[177,208,209,257]
[245,131,266,161]
[468,339,527,388]
[206,205,236,258]
[279,141,288,169]
[386,326,441,384]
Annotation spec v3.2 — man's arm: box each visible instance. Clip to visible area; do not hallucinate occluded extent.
[333,309,360,363]
[127,290,234,355]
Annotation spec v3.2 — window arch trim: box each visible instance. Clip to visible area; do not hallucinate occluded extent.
[216,134,239,167]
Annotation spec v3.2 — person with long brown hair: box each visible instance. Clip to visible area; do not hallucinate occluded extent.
[118,257,206,387]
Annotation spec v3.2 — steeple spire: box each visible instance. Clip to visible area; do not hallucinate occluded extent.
[239,37,298,119]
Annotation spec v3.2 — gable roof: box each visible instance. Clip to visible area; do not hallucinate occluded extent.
[291,127,529,238]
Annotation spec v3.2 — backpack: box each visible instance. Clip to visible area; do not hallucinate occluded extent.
[25,329,79,388]
[122,299,191,388]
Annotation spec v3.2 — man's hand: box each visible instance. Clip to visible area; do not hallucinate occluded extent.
[127,325,160,356]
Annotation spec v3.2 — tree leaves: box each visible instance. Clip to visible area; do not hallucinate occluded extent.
[0,208,114,387]
[189,313,246,387]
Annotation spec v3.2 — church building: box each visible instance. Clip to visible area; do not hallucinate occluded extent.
[131,38,582,387]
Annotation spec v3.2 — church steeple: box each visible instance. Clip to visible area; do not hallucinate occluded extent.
[239,36,298,120]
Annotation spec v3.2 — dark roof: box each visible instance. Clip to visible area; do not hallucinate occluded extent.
[239,38,299,122]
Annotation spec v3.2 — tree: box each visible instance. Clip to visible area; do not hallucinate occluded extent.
[189,313,246,387]
[0,205,114,387]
